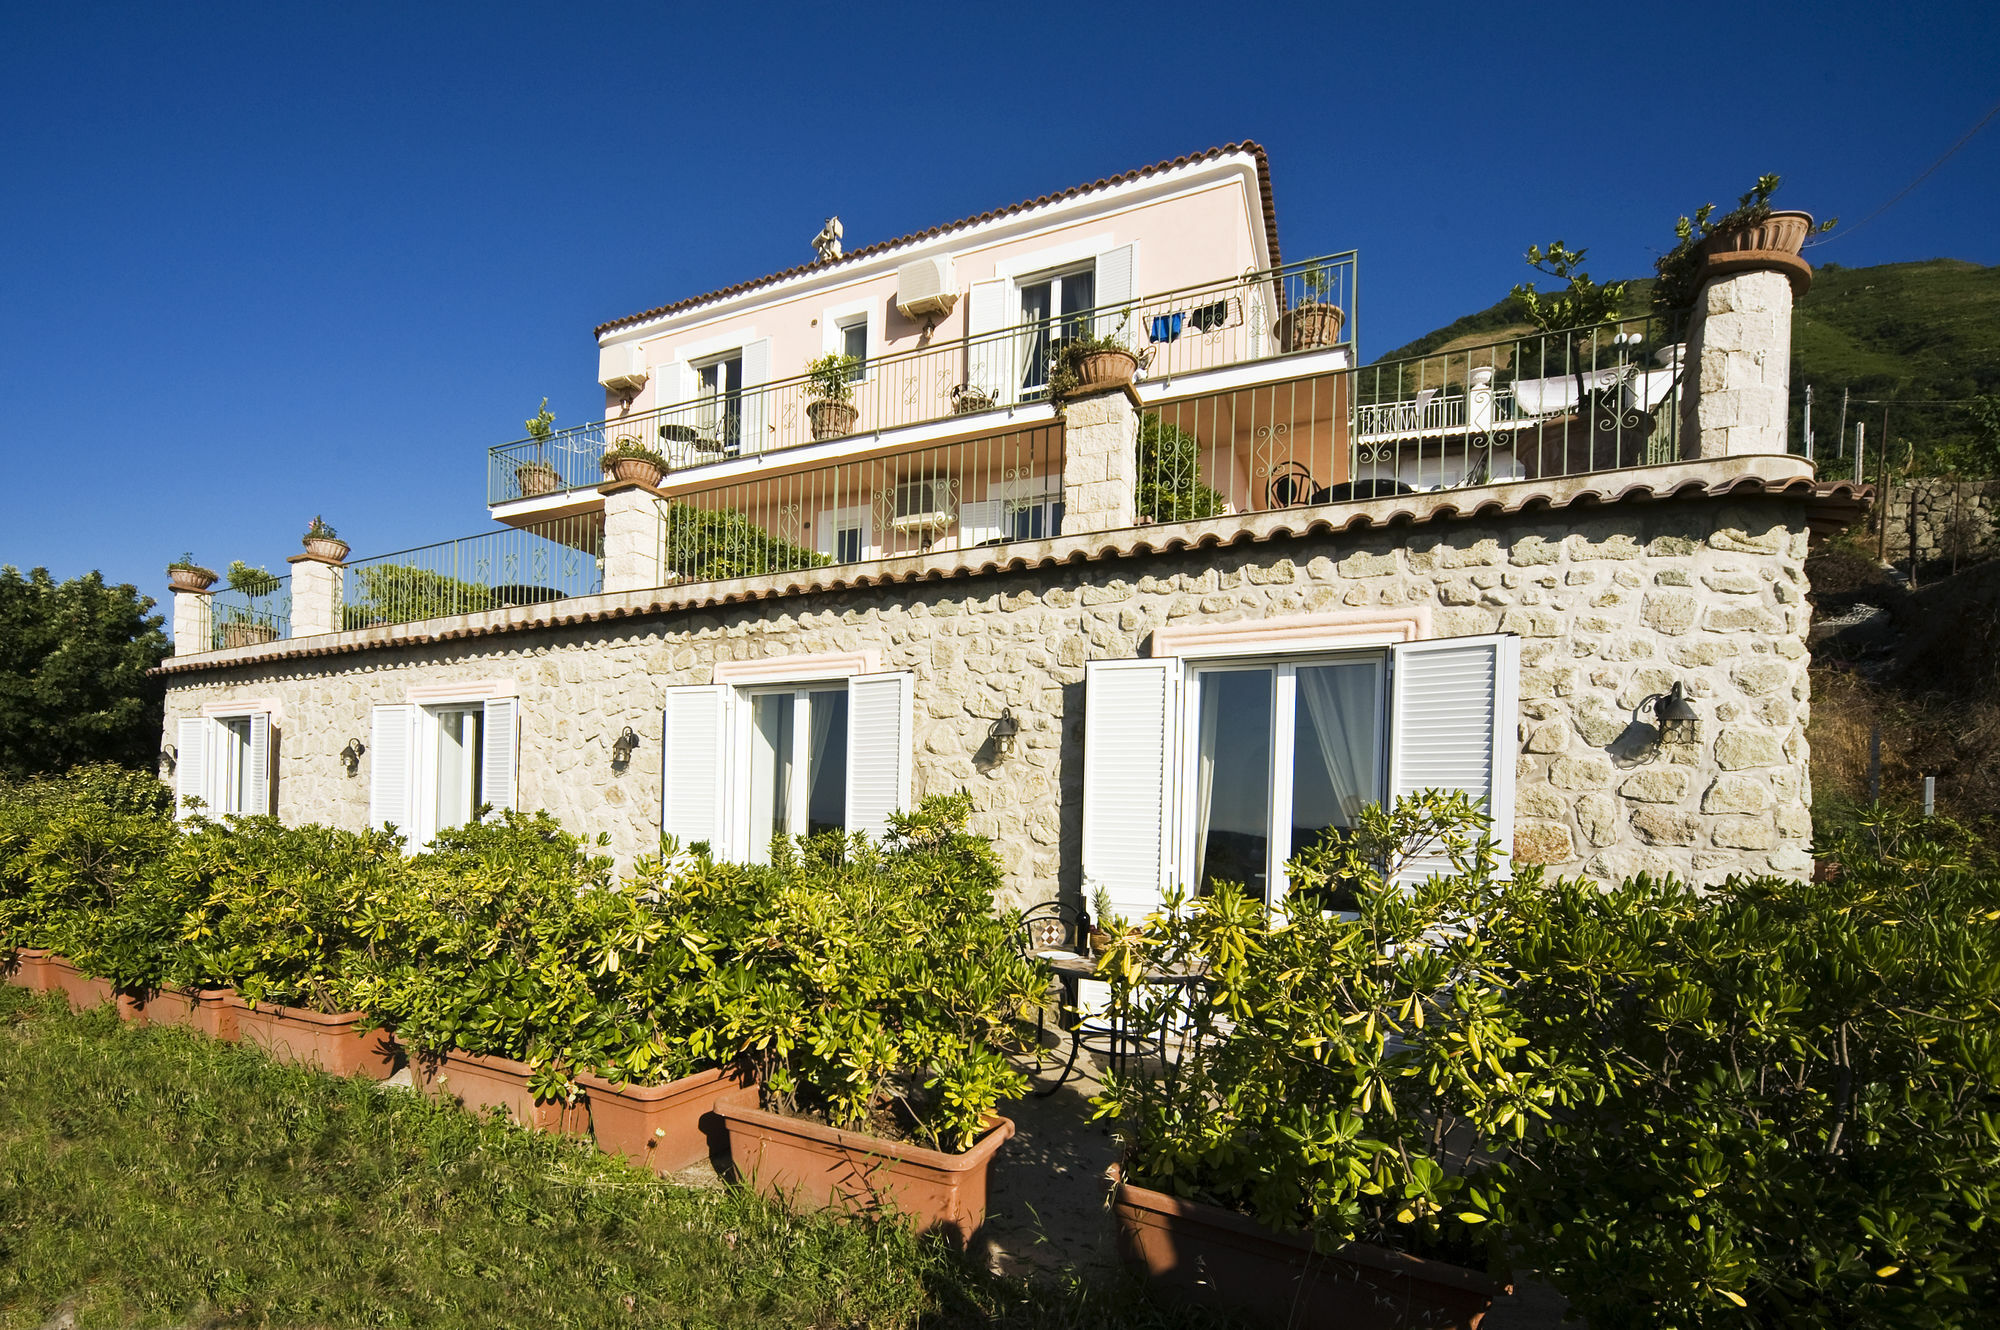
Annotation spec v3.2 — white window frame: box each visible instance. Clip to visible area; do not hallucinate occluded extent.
[182,704,277,818]
[1177,649,1390,910]
[412,702,486,845]
[734,682,851,863]
[816,503,872,563]
[836,314,869,382]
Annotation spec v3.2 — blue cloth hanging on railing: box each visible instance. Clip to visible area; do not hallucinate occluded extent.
[1149,312,1184,344]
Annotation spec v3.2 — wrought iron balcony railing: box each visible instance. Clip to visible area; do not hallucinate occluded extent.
[487,254,1358,505]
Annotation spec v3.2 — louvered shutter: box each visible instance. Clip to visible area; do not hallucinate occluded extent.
[845,671,913,842]
[1094,243,1137,342]
[739,338,771,454]
[663,685,730,854]
[245,712,272,817]
[175,716,209,818]
[1082,658,1180,922]
[481,697,519,817]
[966,279,1012,406]
[1388,634,1520,882]
[957,499,1006,548]
[369,704,415,834]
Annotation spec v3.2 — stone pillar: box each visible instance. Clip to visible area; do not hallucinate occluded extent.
[286,552,345,637]
[171,586,213,656]
[601,482,666,593]
[1061,384,1139,534]
[1686,263,1808,458]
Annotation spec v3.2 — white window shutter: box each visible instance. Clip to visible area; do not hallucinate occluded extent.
[845,671,913,842]
[481,697,519,817]
[957,499,1005,548]
[175,716,209,818]
[663,685,731,853]
[739,338,771,453]
[369,704,415,833]
[1082,658,1179,922]
[966,279,1012,406]
[1388,634,1520,882]
[245,712,272,817]
[1094,243,1137,342]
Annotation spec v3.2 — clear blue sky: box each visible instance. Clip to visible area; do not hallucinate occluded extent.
[3,0,1995,604]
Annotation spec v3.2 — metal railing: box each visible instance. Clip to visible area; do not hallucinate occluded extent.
[342,515,604,629]
[487,254,1358,504]
[211,575,291,650]
[656,424,1064,584]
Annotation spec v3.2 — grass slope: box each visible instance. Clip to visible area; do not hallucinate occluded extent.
[0,990,1221,1330]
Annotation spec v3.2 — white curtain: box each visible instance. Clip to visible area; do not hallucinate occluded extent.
[806,690,838,826]
[1192,674,1221,890]
[1297,663,1377,826]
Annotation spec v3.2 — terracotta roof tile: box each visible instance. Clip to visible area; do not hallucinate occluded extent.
[593,143,1282,339]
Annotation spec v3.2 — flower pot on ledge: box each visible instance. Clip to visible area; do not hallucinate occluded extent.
[1276,301,1347,353]
[1697,209,1816,296]
[605,455,666,487]
[579,1064,749,1174]
[515,461,562,497]
[302,536,349,561]
[417,1048,591,1136]
[227,996,397,1079]
[1112,1167,1506,1330]
[167,565,218,593]
[714,1087,1015,1245]
[1073,348,1139,392]
[807,398,859,441]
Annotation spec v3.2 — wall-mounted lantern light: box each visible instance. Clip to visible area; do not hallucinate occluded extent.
[1643,681,1700,747]
[339,738,366,776]
[610,726,641,765]
[161,744,177,772]
[989,707,1020,758]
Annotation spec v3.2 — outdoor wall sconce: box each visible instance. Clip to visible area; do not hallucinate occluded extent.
[1642,681,1700,747]
[339,738,365,776]
[160,744,177,773]
[989,707,1021,758]
[610,726,641,765]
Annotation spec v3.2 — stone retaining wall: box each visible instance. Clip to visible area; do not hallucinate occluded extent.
[1878,477,1999,567]
[162,495,1817,910]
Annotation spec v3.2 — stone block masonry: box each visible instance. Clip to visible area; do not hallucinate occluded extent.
[160,494,1819,912]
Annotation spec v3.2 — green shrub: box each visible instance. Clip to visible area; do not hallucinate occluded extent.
[342,564,497,628]
[1494,807,2000,1327]
[662,501,831,581]
[679,794,1041,1151]
[1092,792,1554,1265]
[1135,413,1227,524]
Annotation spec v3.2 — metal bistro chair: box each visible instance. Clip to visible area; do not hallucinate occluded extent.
[1017,900,1184,1096]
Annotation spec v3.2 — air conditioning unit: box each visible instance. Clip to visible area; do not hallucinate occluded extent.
[890,477,954,533]
[895,256,959,322]
[598,342,649,394]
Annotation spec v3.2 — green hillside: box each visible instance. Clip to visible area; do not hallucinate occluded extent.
[1376,259,1999,474]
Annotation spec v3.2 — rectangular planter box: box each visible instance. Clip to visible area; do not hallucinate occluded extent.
[43,956,115,1012]
[1113,1169,1504,1330]
[714,1088,1014,1245]
[118,987,240,1040]
[578,1064,748,1175]
[416,1048,590,1136]
[3,948,52,991]
[227,996,396,1079]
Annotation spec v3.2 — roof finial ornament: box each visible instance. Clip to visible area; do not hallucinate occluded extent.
[812,216,843,262]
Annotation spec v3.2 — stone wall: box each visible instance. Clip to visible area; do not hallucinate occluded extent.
[161,494,1818,911]
[1877,477,1999,568]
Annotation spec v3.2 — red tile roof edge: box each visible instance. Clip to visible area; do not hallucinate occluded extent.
[592,143,1281,339]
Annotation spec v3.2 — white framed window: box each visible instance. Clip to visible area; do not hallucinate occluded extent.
[368,697,519,843]
[662,670,912,860]
[1018,262,1096,395]
[692,351,744,453]
[175,710,273,818]
[815,504,870,563]
[1081,634,1518,921]
[837,316,868,381]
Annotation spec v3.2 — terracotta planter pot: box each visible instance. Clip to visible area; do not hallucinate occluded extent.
[1277,301,1348,353]
[118,986,239,1038]
[579,1063,749,1174]
[1073,348,1138,392]
[228,996,396,1078]
[417,1048,591,1135]
[605,456,665,487]
[219,621,279,649]
[42,956,115,1012]
[302,537,349,561]
[807,399,859,441]
[515,461,562,497]
[950,385,995,415]
[167,566,218,593]
[1697,210,1816,296]
[714,1088,1014,1245]
[4,947,53,991]
[1113,1169,1504,1330]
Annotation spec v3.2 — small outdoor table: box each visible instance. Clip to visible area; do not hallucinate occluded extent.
[1031,951,1205,1096]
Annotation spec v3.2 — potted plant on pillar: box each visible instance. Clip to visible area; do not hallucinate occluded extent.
[804,354,860,441]
[1096,794,1549,1329]
[301,515,348,562]
[1653,173,1835,311]
[600,437,670,488]
[1276,262,1348,351]
[166,553,218,593]
[1047,327,1140,407]
[515,398,563,497]
[703,795,1042,1244]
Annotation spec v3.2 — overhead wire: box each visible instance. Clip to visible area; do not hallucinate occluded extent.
[1808,96,2000,247]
